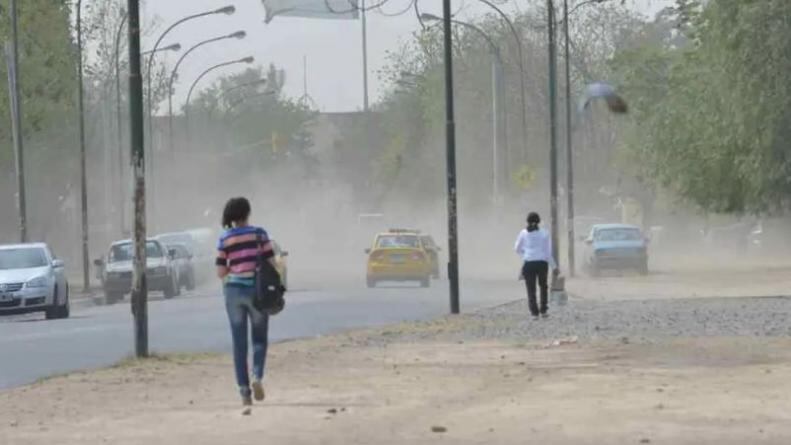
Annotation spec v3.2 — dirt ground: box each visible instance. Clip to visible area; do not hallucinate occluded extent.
[568,260,791,301]
[2,329,791,444]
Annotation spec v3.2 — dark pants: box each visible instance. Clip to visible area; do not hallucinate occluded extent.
[522,261,549,316]
[224,285,270,397]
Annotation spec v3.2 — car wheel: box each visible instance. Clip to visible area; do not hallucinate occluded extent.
[105,291,123,305]
[46,285,70,320]
[185,270,196,291]
[366,277,376,288]
[163,276,177,299]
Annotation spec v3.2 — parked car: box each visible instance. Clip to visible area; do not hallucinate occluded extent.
[0,243,70,319]
[95,239,180,304]
[168,243,196,291]
[583,224,649,276]
[155,230,215,283]
[272,241,289,289]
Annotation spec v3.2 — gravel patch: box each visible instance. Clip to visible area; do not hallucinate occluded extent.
[383,296,791,344]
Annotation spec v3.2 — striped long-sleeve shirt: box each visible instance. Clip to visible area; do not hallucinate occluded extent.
[216,225,274,287]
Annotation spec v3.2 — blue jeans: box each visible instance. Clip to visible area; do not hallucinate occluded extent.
[223,285,269,397]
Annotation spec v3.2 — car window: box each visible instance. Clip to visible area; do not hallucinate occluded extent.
[595,228,642,242]
[376,235,419,248]
[0,248,48,269]
[173,245,190,259]
[110,241,162,262]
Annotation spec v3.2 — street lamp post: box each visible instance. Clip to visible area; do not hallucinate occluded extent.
[422,14,506,204]
[476,0,529,168]
[113,10,129,237]
[562,0,608,277]
[183,57,255,143]
[76,0,90,291]
[547,0,561,270]
[441,0,460,314]
[563,0,576,276]
[141,43,180,232]
[166,31,247,155]
[8,0,26,243]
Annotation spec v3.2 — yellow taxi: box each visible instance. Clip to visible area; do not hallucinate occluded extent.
[365,229,432,288]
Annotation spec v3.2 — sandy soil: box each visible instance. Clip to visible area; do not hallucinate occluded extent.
[2,330,791,444]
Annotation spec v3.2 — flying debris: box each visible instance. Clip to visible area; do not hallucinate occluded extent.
[579,81,628,114]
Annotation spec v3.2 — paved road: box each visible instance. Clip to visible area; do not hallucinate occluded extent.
[0,277,521,389]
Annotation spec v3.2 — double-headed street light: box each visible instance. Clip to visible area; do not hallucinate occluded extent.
[167,30,247,154]
[183,56,256,141]
[422,13,507,205]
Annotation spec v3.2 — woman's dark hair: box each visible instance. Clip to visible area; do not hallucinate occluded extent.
[222,197,251,228]
[526,212,541,232]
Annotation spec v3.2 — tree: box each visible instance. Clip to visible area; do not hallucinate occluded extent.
[612,0,791,214]
[187,66,315,169]
[0,0,77,168]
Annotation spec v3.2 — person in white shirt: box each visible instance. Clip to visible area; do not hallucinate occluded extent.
[514,212,557,319]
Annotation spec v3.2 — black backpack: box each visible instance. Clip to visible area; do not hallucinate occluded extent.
[253,236,286,315]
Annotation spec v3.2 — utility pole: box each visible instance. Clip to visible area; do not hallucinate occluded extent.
[361,0,369,112]
[491,54,501,203]
[7,0,26,243]
[563,0,575,276]
[547,0,561,267]
[76,0,90,291]
[127,0,148,358]
[442,0,460,314]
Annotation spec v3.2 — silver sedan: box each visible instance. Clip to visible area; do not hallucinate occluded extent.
[0,243,70,319]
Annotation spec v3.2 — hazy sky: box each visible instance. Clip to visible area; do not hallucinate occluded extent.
[140,0,673,113]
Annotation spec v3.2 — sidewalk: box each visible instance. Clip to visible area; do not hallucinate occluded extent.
[2,305,791,445]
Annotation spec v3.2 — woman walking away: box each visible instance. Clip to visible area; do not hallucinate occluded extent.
[514,212,558,319]
[216,197,276,407]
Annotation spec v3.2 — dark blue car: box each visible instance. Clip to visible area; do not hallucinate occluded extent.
[583,224,649,276]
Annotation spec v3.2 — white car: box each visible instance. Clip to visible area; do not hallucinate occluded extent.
[0,243,70,319]
[95,239,180,305]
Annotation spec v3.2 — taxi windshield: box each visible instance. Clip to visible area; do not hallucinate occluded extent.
[376,235,420,249]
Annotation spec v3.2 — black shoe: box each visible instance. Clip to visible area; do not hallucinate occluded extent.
[541,313,549,319]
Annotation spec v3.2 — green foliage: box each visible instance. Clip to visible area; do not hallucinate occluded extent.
[613,0,791,214]
[0,0,77,167]
[188,66,315,169]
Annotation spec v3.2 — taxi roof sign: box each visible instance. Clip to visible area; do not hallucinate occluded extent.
[388,228,420,234]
